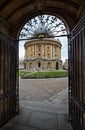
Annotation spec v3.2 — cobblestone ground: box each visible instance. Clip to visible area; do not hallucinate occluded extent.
[19,77,68,102]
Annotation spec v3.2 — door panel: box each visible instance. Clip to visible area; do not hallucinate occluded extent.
[68,16,85,130]
[0,33,19,127]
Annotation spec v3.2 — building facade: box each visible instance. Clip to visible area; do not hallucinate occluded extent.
[63,59,68,70]
[24,37,62,70]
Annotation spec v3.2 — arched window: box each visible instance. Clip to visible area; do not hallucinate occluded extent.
[47,46,50,51]
[55,46,57,52]
[47,53,50,58]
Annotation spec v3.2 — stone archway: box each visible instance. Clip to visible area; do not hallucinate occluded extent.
[0,1,85,129]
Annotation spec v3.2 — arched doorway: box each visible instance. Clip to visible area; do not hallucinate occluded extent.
[56,62,58,70]
[29,62,32,69]
[38,62,41,68]
[47,62,51,69]
[15,15,85,130]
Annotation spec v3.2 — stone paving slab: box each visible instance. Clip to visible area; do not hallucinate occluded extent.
[20,100,68,114]
[57,114,72,130]
[27,111,57,130]
[1,109,72,130]
[10,109,32,126]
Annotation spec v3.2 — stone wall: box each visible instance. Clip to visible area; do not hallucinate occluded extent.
[0,16,10,34]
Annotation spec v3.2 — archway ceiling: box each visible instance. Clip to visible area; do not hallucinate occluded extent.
[0,0,85,32]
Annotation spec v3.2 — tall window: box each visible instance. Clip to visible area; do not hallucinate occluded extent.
[31,54,33,57]
[47,53,50,58]
[55,46,57,52]
[55,54,57,58]
[29,62,32,69]
[47,46,50,51]
[31,46,32,51]
[47,62,51,69]
[38,45,41,51]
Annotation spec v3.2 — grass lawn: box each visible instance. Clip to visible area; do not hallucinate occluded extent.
[19,69,30,77]
[19,70,68,78]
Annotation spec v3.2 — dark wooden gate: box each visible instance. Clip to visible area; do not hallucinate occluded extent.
[68,16,85,130]
[0,33,19,127]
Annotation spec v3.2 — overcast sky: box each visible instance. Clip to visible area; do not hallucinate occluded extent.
[19,36,68,63]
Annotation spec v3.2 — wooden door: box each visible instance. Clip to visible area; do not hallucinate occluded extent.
[0,33,19,127]
[68,16,85,130]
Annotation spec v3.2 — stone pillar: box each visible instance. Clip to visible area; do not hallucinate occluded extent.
[34,44,35,58]
[44,43,45,58]
[52,44,53,58]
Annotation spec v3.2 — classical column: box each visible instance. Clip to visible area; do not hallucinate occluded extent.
[34,44,35,58]
[44,43,45,58]
[52,44,53,58]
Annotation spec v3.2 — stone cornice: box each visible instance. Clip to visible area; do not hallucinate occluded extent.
[24,38,62,48]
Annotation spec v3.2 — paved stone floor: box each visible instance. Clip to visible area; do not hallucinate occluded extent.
[19,78,68,102]
[1,77,73,130]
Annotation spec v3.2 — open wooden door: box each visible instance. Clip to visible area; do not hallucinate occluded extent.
[68,16,85,130]
[0,33,19,127]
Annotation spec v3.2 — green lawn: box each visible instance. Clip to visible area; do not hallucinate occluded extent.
[19,69,30,77]
[19,70,68,79]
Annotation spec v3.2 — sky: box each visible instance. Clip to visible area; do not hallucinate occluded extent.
[19,36,68,63]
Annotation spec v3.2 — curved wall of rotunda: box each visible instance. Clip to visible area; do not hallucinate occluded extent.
[24,38,62,70]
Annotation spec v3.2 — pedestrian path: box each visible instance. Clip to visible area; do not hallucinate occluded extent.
[1,78,72,130]
[1,102,72,130]
[1,89,72,130]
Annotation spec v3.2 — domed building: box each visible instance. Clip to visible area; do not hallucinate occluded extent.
[24,35,62,70]
[22,15,66,71]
